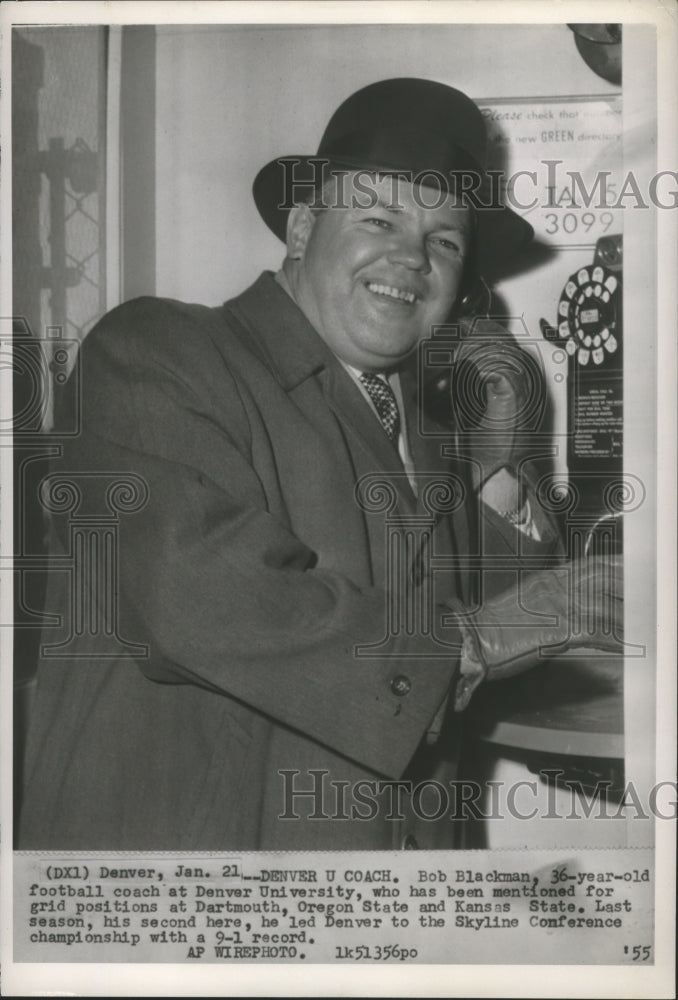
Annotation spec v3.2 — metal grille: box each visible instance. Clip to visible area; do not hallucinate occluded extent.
[17,26,108,388]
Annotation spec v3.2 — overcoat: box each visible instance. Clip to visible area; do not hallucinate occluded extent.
[19,273,558,851]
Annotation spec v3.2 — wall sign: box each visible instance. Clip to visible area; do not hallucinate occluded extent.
[478,95,623,251]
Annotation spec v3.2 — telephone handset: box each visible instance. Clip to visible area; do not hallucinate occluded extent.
[455,274,492,319]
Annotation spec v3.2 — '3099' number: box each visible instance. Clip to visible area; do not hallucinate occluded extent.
[544,211,615,235]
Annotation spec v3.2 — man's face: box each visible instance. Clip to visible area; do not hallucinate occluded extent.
[286,174,471,372]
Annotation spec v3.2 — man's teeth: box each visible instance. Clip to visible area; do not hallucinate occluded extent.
[367,282,416,304]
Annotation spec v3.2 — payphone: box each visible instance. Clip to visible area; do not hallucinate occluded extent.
[459,237,627,826]
[548,234,624,554]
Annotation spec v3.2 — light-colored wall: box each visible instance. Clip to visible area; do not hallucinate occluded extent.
[152,23,627,470]
[153,23,662,500]
[154,23,613,306]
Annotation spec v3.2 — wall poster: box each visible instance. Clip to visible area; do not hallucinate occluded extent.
[1,3,675,998]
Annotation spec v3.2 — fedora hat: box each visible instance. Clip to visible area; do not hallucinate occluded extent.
[253,77,533,275]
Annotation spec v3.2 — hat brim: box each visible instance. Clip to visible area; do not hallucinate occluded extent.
[252,155,534,277]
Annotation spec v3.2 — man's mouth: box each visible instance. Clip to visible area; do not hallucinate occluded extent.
[365,281,418,305]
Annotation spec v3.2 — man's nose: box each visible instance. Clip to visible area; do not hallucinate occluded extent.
[387,232,431,272]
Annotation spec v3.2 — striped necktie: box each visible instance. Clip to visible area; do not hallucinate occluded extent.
[359,372,401,446]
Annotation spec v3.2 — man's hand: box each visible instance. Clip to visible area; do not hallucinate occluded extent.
[453,320,541,490]
[452,556,623,710]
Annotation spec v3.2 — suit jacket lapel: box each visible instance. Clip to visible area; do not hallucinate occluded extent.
[225,272,417,515]
[320,363,417,514]
[223,273,475,601]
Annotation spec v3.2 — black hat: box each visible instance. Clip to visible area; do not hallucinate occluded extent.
[253,77,533,274]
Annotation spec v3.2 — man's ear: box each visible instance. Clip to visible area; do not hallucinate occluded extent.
[286,204,316,260]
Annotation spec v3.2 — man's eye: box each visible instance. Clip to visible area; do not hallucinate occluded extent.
[433,237,462,253]
[366,217,392,229]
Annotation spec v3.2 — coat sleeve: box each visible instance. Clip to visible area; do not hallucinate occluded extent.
[52,297,462,779]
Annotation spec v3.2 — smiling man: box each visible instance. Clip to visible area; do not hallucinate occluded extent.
[18,78,623,852]
[283,174,470,371]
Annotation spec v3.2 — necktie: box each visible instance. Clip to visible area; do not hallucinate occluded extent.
[359,372,401,446]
